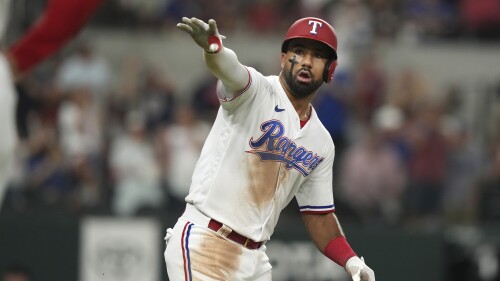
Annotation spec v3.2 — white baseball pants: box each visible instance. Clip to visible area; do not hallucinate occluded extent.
[164,206,272,281]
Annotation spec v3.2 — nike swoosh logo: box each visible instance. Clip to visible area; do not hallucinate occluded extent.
[275,105,285,112]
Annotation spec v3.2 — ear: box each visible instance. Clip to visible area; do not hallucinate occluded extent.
[280,53,286,69]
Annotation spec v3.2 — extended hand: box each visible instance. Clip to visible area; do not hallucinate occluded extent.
[346,257,375,281]
[176,17,225,53]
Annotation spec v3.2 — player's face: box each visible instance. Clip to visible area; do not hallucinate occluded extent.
[280,38,330,98]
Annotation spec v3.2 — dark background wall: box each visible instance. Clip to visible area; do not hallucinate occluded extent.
[0,213,447,281]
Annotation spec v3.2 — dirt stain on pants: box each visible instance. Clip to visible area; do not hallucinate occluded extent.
[190,231,243,280]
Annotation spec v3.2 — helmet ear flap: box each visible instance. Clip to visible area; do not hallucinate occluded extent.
[323,59,338,83]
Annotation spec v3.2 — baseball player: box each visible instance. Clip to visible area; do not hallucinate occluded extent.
[164,17,376,281]
[0,0,103,209]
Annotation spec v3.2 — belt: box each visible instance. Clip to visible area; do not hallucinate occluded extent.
[208,219,263,250]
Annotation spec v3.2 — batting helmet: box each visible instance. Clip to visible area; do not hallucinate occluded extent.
[281,17,338,83]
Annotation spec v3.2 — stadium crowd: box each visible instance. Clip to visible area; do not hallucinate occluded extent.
[91,0,500,41]
[1,0,499,233]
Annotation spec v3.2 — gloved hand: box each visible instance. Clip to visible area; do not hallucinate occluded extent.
[346,256,375,281]
[176,17,226,53]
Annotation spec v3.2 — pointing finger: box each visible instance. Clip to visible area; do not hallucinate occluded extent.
[191,17,209,31]
[181,17,192,25]
[176,23,193,34]
[208,19,218,34]
[182,17,200,32]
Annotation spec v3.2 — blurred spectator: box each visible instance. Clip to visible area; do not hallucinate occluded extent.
[16,63,69,137]
[18,126,74,210]
[404,103,449,229]
[373,104,411,165]
[327,0,374,73]
[162,0,202,29]
[441,84,465,120]
[352,54,387,123]
[386,68,432,116]
[2,0,499,234]
[91,0,140,28]
[15,80,40,141]
[139,68,176,134]
[28,80,64,134]
[112,59,176,135]
[403,0,458,40]
[58,88,103,209]
[1,264,33,281]
[247,0,280,34]
[313,77,351,177]
[116,0,165,26]
[156,105,210,212]
[369,0,401,39]
[299,0,330,18]
[200,0,239,31]
[13,0,493,42]
[108,55,145,136]
[441,118,485,224]
[109,111,162,216]
[460,0,500,40]
[2,125,74,213]
[191,75,220,122]
[58,88,103,162]
[340,127,407,225]
[115,55,145,104]
[275,0,306,30]
[56,43,111,105]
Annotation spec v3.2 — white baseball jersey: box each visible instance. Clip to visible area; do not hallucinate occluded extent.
[186,66,335,242]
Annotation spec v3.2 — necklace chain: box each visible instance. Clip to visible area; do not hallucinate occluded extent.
[302,108,311,120]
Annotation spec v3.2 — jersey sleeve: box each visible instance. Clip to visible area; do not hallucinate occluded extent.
[7,0,103,73]
[295,143,336,214]
[216,66,270,114]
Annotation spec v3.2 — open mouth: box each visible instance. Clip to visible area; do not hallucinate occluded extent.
[297,70,312,83]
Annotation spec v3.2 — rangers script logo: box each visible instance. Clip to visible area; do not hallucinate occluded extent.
[247,120,324,176]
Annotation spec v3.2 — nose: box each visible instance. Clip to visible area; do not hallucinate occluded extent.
[301,53,313,68]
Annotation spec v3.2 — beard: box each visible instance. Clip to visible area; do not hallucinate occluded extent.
[282,67,323,98]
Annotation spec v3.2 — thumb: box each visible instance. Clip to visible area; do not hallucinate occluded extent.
[208,19,218,35]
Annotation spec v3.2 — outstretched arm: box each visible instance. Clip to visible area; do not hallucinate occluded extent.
[7,0,103,80]
[302,212,375,281]
[176,17,249,94]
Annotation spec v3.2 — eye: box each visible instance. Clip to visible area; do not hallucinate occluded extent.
[314,52,326,59]
[293,48,304,55]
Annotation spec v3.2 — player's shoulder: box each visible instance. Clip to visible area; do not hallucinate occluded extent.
[264,75,284,98]
[246,66,265,80]
[246,67,275,85]
[245,67,282,97]
[264,74,280,87]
